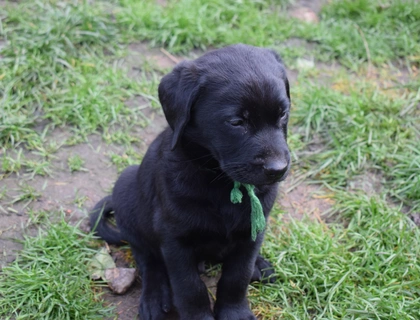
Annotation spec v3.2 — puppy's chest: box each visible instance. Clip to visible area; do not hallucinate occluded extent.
[189,231,244,262]
[194,202,254,261]
[194,188,253,233]
[188,184,267,235]
[217,200,253,232]
[176,186,267,261]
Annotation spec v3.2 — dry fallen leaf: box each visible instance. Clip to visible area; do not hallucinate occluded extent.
[88,247,116,280]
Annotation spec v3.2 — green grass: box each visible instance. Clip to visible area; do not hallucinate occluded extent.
[109,146,144,173]
[0,0,158,150]
[9,183,42,206]
[0,0,161,181]
[68,154,86,172]
[1,0,420,319]
[1,0,417,152]
[291,76,420,212]
[387,145,420,211]
[116,0,296,53]
[115,0,420,67]
[252,194,420,319]
[0,217,114,319]
[311,0,420,67]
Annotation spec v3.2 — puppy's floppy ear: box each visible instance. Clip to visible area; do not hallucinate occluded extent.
[284,77,290,101]
[158,60,200,150]
[269,50,290,101]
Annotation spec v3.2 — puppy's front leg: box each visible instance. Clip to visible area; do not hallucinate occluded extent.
[214,240,261,320]
[161,240,214,320]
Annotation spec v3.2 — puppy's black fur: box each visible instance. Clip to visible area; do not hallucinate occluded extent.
[90,44,291,320]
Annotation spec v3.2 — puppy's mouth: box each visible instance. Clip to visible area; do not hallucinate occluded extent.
[221,162,290,186]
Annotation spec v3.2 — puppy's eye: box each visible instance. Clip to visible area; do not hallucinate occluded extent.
[229,119,244,127]
[280,109,287,118]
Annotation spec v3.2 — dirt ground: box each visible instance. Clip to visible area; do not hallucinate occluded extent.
[0,1,335,319]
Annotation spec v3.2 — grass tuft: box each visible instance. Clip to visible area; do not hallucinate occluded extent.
[0,0,156,150]
[291,77,420,212]
[0,217,114,319]
[302,0,420,67]
[116,0,296,52]
[253,194,420,319]
[68,154,86,172]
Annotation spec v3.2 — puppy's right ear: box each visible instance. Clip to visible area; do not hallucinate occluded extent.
[158,61,200,151]
[269,49,290,101]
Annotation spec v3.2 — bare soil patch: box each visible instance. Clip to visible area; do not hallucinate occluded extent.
[0,133,120,266]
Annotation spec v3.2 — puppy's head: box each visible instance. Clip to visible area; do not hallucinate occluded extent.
[159,44,291,186]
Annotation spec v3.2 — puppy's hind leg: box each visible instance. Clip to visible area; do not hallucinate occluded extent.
[250,254,276,284]
[131,246,173,320]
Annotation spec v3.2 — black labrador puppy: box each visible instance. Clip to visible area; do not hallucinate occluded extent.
[90,44,291,320]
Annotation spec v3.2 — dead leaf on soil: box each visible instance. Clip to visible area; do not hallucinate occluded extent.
[88,247,116,280]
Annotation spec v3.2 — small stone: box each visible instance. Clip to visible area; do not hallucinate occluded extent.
[290,7,319,24]
[104,268,137,294]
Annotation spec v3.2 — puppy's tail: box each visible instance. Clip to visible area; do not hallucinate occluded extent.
[90,195,125,246]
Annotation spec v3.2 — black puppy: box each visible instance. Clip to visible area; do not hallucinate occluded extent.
[90,44,291,320]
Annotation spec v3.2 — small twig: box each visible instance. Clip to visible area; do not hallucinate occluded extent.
[160,48,181,64]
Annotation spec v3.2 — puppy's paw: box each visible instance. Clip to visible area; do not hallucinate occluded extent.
[176,297,214,320]
[250,254,276,283]
[139,289,172,320]
[214,302,256,320]
[179,313,214,320]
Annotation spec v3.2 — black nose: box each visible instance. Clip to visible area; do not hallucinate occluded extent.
[263,160,288,181]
